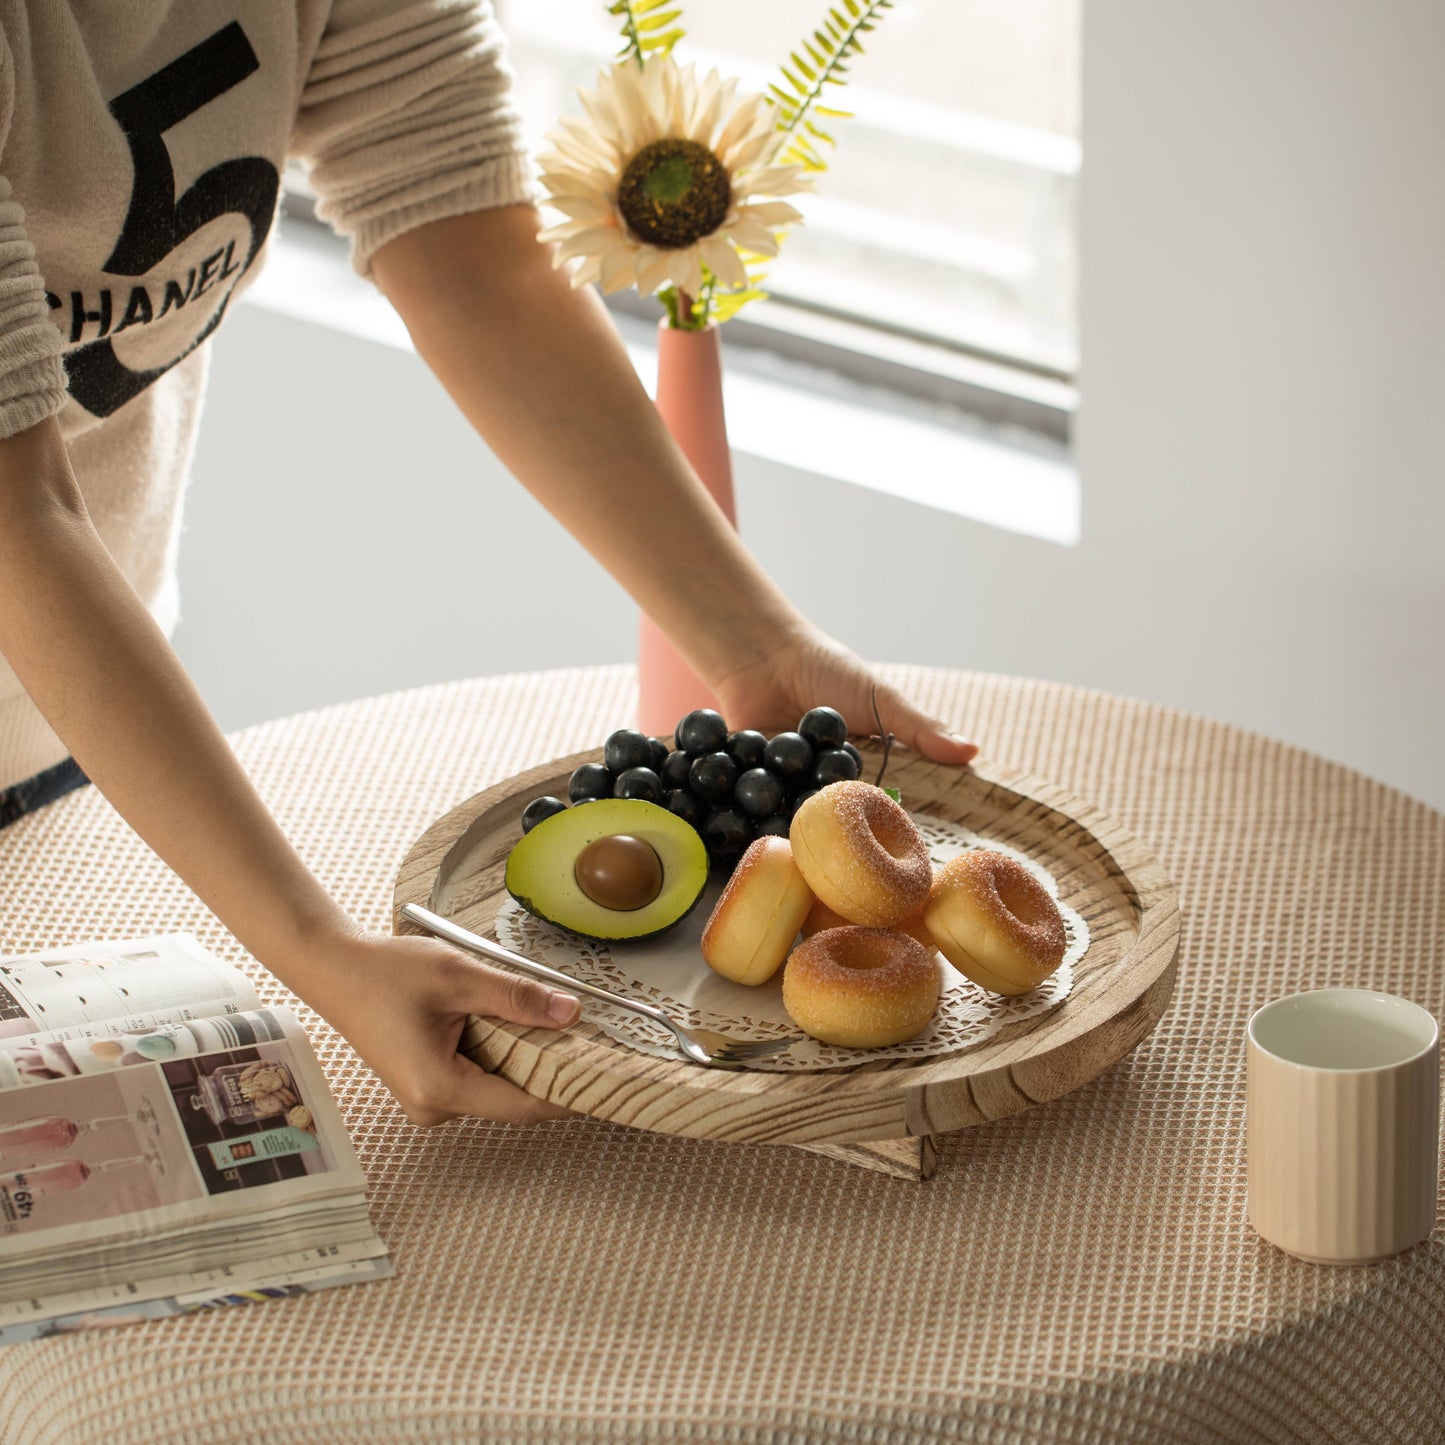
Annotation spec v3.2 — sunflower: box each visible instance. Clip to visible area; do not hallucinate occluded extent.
[537,57,808,310]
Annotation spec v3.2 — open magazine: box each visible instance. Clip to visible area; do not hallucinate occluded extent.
[0,934,391,1344]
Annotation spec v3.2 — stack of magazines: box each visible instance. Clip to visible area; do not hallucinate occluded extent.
[0,934,391,1343]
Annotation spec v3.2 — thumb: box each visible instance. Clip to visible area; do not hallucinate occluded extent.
[464,959,582,1032]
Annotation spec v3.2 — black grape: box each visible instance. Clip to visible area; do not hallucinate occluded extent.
[798,706,847,752]
[675,708,728,756]
[689,750,738,803]
[613,766,664,804]
[702,807,751,856]
[734,767,785,819]
[568,762,614,803]
[727,729,768,770]
[521,796,568,833]
[764,731,813,785]
[661,749,694,791]
[812,749,861,788]
[603,728,653,774]
[666,788,707,829]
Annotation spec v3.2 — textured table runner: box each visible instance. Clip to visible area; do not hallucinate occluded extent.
[1,665,1441,1443]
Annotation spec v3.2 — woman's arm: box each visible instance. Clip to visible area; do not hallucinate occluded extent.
[0,417,580,1125]
[370,204,977,759]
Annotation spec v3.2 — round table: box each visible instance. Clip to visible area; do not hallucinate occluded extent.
[1,665,1441,1443]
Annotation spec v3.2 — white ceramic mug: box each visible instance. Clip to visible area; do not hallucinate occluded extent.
[1247,989,1439,1264]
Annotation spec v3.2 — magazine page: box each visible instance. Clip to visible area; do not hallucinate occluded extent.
[0,1253,395,1345]
[9,1198,384,1295]
[0,935,258,1042]
[0,1012,366,1261]
[0,1007,294,1090]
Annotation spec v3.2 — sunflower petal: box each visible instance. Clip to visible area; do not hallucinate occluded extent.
[742,200,806,228]
[738,165,813,197]
[551,224,621,258]
[725,216,783,254]
[634,246,676,296]
[661,247,706,300]
[598,245,637,295]
[570,254,604,288]
[699,235,748,291]
[727,130,786,174]
[545,194,616,223]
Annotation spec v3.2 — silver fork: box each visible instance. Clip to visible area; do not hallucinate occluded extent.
[400,903,797,1068]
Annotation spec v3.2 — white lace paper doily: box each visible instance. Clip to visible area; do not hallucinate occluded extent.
[494,814,1089,1072]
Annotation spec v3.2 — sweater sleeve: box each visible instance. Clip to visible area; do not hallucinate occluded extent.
[0,178,66,441]
[0,23,67,440]
[290,0,537,278]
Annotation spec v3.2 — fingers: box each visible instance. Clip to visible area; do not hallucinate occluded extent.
[402,952,582,1125]
[911,722,979,766]
[446,955,580,1123]
[864,682,979,767]
[379,941,584,1126]
[451,951,582,1033]
[407,1051,578,1129]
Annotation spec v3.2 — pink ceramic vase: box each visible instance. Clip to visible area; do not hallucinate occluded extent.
[636,321,737,737]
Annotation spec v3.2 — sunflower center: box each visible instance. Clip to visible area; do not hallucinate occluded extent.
[617,138,731,249]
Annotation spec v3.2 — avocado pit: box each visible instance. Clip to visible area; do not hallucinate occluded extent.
[574,833,664,912]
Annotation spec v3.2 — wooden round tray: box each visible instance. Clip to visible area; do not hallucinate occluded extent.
[393,747,1180,1178]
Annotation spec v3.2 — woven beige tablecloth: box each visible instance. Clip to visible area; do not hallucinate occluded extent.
[0,664,1441,1444]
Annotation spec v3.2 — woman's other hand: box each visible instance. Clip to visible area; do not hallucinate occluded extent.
[710,626,978,766]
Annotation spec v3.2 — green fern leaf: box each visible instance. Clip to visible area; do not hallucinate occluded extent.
[709,286,766,323]
[611,0,686,65]
[769,0,891,174]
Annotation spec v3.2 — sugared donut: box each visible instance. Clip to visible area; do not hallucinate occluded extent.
[701,835,815,986]
[782,925,941,1047]
[790,781,931,929]
[924,850,1066,996]
[801,893,936,952]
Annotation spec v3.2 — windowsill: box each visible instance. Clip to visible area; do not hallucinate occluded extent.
[242,221,1080,546]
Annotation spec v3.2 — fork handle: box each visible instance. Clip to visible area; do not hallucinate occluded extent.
[400,903,670,1028]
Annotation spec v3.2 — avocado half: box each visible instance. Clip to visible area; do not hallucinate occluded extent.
[504,798,709,943]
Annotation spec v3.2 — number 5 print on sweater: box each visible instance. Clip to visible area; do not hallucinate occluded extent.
[65,22,279,418]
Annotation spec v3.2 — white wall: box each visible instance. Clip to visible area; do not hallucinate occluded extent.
[1076,0,1445,804]
[174,0,1445,810]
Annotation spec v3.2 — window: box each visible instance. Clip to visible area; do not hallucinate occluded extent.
[498,0,1079,385]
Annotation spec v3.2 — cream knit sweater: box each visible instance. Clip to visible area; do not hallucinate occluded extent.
[0,0,535,788]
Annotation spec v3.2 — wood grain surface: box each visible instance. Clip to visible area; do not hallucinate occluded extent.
[393,746,1181,1177]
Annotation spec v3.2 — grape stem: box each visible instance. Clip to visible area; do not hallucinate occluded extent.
[869,684,894,787]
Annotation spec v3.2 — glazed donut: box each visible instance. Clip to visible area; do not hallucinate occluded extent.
[801,893,936,953]
[924,850,1066,996]
[782,925,941,1048]
[701,836,815,986]
[790,781,931,929]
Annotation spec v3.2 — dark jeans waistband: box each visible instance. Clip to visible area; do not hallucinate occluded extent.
[0,757,91,830]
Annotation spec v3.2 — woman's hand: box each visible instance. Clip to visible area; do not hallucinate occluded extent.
[709,626,979,766]
[294,926,582,1128]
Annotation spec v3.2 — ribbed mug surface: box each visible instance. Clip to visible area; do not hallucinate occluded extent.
[1247,989,1439,1264]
